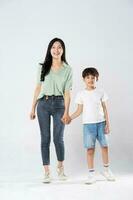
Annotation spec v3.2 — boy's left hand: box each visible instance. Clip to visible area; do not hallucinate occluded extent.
[104,125,110,134]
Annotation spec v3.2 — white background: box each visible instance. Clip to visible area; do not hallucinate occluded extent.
[0,0,133,199]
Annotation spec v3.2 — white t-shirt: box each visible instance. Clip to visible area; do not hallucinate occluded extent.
[75,88,108,124]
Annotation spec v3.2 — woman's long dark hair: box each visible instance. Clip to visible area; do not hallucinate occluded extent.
[40,38,68,81]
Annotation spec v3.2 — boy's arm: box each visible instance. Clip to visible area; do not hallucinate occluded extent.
[101,101,110,134]
[70,104,83,120]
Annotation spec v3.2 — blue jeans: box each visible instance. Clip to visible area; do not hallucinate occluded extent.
[37,95,65,165]
[83,121,108,149]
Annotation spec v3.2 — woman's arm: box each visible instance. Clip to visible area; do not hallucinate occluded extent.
[61,90,71,124]
[64,90,71,115]
[30,83,41,120]
[70,104,83,120]
[101,101,110,134]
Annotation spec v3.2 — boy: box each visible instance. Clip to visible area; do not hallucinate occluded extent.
[70,67,115,184]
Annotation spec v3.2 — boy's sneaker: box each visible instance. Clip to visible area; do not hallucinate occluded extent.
[43,172,51,183]
[57,166,67,180]
[85,172,96,184]
[102,169,115,181]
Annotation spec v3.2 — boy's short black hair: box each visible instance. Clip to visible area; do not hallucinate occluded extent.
[82,67,99,81]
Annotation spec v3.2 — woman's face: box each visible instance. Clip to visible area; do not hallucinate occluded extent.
[50,41,63,59]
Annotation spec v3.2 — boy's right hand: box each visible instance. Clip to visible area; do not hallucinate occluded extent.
[67,117,72,124]
[61,115,72,124]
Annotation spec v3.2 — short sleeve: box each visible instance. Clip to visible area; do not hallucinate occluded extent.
[75,92,83,104]
[36,65,42,84]
[101,91,108,102]
[64,68,73,91]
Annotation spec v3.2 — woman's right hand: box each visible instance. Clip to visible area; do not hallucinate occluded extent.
[30,109,36,120]
[30,84,41,120]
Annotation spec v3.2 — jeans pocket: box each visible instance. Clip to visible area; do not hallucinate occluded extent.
[54,99,64,108]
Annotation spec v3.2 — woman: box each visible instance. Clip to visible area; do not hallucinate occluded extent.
[30,38,72,183]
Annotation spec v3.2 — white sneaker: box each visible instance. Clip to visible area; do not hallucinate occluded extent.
[85,172,96,184]
[43,172,51,183]
[57,166,67,180]
[102,169,115,181]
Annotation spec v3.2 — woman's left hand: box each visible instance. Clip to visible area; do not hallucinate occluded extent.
[61,113,71,124]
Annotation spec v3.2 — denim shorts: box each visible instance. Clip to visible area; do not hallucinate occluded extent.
[83,121,108,149]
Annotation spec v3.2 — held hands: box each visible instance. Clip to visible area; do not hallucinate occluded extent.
[61,113,72,124]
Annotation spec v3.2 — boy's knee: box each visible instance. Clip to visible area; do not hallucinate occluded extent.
[87,148,95,155]
[101,146,108,151]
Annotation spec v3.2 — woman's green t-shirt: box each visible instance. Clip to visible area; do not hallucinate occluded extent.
[37,62,73,99]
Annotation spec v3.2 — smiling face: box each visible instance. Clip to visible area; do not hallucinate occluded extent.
[50,41,63,60]
[84,74,97,89]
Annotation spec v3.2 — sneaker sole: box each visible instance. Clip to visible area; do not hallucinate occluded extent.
[85,181,96,185]
[101,173,116,181]
[43,179,51,183]
[58,177,68,181]
[43,181,51,183]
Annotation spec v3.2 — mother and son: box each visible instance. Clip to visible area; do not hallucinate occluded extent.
[30,38,115,184]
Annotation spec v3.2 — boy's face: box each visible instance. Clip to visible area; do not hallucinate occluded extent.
[83,74,96,88]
